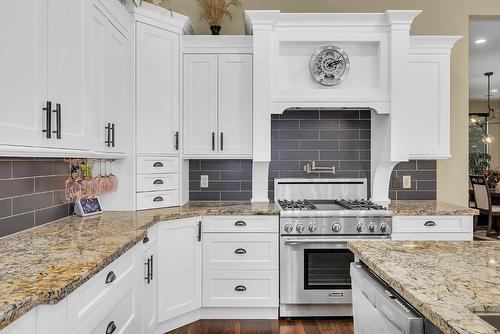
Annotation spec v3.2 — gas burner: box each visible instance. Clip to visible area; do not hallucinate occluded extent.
[277,199,317,211]
[336,199,386,211]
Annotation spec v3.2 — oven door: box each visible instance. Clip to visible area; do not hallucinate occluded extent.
[280,235,386,305]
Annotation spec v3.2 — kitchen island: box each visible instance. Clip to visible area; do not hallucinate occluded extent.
[348,241,500,334]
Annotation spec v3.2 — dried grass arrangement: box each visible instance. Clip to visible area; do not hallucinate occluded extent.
[196,0,241,35]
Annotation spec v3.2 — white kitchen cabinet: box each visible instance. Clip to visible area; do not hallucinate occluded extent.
[0,309,36,334]
[136,22,180,156]
[406,36,461,160]
[183,53,253,158]
[142,233,157,334]
[157,218,202,323]
[0,0,130,156]
[183,54,218,156]
[391,215,473,241]
[0,0,47,148]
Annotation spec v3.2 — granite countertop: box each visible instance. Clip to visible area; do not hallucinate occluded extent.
[0,202,277,330]
[389,200,479,216]
[348,241,500,334]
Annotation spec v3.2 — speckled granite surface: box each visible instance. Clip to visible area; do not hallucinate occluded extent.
[348,241,500,334]
[390,200,479,216]
[0,202,277,330]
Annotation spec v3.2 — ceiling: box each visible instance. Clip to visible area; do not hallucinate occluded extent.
[469,19,500,101]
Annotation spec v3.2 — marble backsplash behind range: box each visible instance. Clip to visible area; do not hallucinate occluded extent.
[0,158,72,237]
[189,109,437,202]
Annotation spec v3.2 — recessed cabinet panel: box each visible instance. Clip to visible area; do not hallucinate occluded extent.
[0,0,47,147]
[218,54,253,156]
[47,0,87,149]
[183,54,218,156]
[136,23,180,155]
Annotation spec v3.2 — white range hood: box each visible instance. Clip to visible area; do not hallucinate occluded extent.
[245,10,461,205]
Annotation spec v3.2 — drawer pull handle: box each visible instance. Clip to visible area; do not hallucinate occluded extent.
[234,248,247,255]
[234,221,246,227]
[105,271,116,284]
[153,162,164,168]
[153,196,164,202]
[106,321,116,334]
[424,221,436,227]
[153,179,164,185]
[235,285,247,292]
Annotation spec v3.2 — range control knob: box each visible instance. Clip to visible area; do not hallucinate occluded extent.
[368,223,376,233]
[296,224,305,233]
[308,223,317,233]
[380,223,388,233]
[331,223,342,233]
[356,223,365,233]
[284,224,293,233]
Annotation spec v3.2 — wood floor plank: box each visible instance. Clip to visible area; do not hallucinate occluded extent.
[166,318,354,334]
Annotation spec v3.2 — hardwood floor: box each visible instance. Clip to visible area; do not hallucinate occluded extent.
[166,318,354,334]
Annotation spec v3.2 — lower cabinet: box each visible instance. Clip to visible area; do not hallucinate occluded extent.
[157,218,202,323]
[391,215,473,241]
[142,227,158,334]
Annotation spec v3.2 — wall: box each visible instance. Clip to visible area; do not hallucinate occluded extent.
[470,100,500,169]
[0,158,72,237]
[157,0,500,206]
[189,160,252,201]
[189,109,437,202]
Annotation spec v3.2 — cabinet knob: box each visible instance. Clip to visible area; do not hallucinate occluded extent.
[105,271,116,284]
[143,236,149,243]
[106,321,116,334]
[235,285,247,292]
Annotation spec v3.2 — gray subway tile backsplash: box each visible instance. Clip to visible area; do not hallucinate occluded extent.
[0,158,72,238]
[188,109,437,203]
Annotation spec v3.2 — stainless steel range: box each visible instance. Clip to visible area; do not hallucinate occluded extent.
[275,178,392,317]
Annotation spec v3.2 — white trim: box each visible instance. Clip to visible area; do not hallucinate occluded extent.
[0,145,127,159]
[182,35,253,54]
[129,2,193,35]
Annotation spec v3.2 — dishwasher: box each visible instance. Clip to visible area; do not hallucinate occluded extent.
[350,263,443,334]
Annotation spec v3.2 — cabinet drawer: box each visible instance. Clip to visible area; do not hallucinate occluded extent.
[67,246,138,331]
[137,157,179,174]
[203,271,278,308]
[392,216,473,234]
[203,233,278,270]
[136,190,179,210]
[137,173,179,192]
[203,216,278,233]
[71,282,140,334]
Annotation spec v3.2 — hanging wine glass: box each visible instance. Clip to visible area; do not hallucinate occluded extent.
[108,160,118,191]
[59,160,74,204]
[70,161,83,202]
[94,160,106,196]
[80,160,95,198]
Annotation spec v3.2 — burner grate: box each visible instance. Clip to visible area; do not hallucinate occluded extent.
[277,199,317,211]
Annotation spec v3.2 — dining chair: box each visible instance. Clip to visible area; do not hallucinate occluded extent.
[469,175,500,236]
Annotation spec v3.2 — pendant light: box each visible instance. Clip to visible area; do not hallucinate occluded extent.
[470,72,497,145]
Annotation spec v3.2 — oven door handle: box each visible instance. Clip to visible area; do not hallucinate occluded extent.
[283,238,352,244]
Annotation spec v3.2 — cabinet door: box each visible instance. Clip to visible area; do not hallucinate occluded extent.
[0,0,47,147]
[407,52,450,159]
[218,54,253,156]
[183,54,218,156]
[102,19,128,153]
[143,243,157,333]
[157,218,202,322]
[136,23,180,156]
[85,4,108,151]
[46,0,87,149]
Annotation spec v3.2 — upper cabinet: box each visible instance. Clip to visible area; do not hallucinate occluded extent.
[406,36,461,160]
[182,37,253,158]
[136,22,180,156]
[0,0,132,157]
